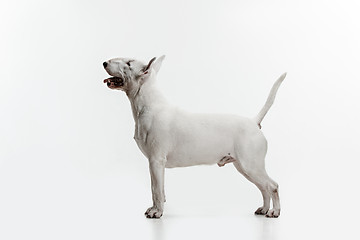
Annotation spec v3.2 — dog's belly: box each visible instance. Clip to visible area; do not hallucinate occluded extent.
[166,145,235,168]
[164,114,252,168]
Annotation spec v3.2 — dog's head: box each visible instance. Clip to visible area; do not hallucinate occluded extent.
[103,55,165,93]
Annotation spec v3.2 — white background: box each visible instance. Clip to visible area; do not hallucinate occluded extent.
[1,0,359,239]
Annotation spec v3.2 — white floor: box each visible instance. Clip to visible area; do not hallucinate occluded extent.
[0,155,357,240]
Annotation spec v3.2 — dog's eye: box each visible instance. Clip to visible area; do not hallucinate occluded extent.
[126,61,131,67]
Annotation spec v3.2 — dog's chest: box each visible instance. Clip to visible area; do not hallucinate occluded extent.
[133,114,153,156]
[134,114,151,138]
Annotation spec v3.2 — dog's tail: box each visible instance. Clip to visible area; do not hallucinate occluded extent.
[254,73,287,128]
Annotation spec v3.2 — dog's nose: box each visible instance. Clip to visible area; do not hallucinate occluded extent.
[103,62,108,68]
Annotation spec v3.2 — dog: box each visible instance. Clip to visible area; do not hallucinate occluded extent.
[103,55,286,218]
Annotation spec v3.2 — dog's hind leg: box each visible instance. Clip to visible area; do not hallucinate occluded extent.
[265,179,280,218]
[255,188,271,215]
[233,160,280,218]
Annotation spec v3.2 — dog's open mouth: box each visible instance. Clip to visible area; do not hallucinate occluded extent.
[103,76,124,88]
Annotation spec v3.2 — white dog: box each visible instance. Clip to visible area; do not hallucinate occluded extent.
[103,56,286,218]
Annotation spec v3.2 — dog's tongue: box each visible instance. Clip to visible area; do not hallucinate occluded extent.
[103,76,119,83]
[103,77,115,83]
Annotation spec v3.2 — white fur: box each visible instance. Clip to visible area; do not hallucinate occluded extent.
[103,56,286,218]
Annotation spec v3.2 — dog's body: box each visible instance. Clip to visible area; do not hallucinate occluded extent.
[103,56,286,218]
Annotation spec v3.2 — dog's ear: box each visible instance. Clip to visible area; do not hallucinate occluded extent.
[152,55,165,73]
[140,55,166,79]
[143,57,157,73]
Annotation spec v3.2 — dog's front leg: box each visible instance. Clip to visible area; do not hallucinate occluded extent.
[145,158,165,218]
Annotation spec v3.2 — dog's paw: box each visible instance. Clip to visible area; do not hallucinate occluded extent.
[145,206,163,219]
[254,207,269,215]
[265,208,280,218]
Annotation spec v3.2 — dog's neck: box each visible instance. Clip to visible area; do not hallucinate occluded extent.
[126,81,168,122]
